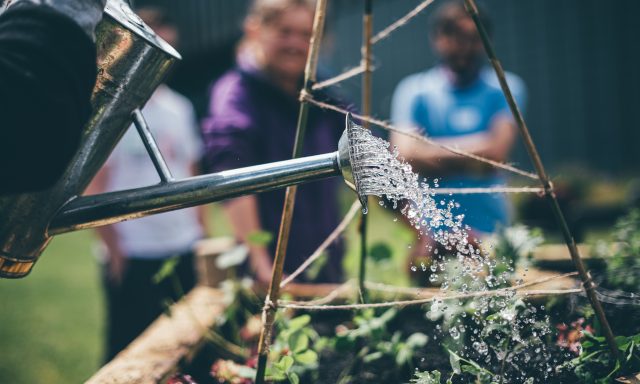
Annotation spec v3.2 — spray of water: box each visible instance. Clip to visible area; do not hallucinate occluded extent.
[350,121,567,382]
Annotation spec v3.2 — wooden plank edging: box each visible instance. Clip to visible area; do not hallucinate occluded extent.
[85,287,226,384]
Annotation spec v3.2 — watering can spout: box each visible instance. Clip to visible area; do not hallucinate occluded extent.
[50,114,368,234]
[338,113,369,213]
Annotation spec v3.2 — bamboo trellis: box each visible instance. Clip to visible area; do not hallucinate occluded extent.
[254,0,620,381]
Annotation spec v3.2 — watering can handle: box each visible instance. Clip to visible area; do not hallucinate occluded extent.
[131,109,174,183]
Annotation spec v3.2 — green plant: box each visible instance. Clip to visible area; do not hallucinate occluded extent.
[209,312,321,383]
[266,355,300,384]
[334,308,427,368]
[424,253,557,383]
[447,349,495,383]
[558,332,640,383]
[266,314,320,382]
[298,307,429,382]
[217,278,261,347]
[246,230,273,247]
[492,225,543,281]
[594,209,640,292]
[410,369,446,384]
[412,349,538,384]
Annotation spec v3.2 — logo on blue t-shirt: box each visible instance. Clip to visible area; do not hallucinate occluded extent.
[448,106,482,133]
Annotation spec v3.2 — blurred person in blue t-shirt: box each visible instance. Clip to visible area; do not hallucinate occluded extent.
[391,1,527,280]
[390,0,526,242]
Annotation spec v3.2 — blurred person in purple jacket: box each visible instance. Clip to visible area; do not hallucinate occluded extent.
[202,0,345,285]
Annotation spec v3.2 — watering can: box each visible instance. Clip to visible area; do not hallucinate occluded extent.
[0,0,368,279]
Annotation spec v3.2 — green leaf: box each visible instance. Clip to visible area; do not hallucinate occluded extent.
[406,332,429,348]
[448,349,494,378]
[615,335,629,348]
[391,332,403,345]
[314,336,329,351]
[581,340,594,349]
[287,315,311,331]
[378,308,398,325]
[289,332,309,353]
[152,256,180,284]
[363,351,384,363]
[370,242,393,262]
[246,230,273,246]
[265,366,287,381]
[293,349,318,365]
[582,330,605,344]
[396,347,411,366]
[280,355,294,372]
[288,372,300,384]
[410,370,442,384]
[626,340,635,362]
[461,364,481,375]
[449,350,461,374]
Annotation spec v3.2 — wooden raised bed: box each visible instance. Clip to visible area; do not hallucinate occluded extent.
[531,243,628,271]
[85,286,226,384]
[85,238,581,384]
[283,266,578,301]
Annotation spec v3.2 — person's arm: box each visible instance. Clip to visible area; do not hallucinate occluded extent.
[85,165,127,284]
[202,73,274,285]
[390,114,516,175]
[223,196,273,285]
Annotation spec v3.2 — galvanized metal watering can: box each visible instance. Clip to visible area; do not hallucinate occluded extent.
[0,0,367,278]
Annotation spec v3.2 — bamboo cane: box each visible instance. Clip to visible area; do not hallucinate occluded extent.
[358,0,374,304]
[254,1,329,382]
[463,0,620,361]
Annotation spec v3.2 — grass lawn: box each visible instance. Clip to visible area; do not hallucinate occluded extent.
[0,230,104,383]
[0,197,413,383]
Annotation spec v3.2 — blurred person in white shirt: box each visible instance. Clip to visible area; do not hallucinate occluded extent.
[87,6,208,360]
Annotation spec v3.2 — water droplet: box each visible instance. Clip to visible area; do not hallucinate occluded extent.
[473,341,488,355]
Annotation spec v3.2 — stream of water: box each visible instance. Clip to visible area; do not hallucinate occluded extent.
[350,121,567,382]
